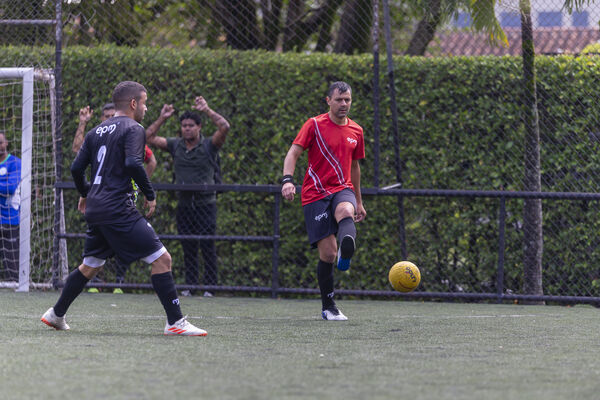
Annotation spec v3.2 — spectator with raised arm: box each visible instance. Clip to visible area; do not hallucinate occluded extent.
[146,96,230,296]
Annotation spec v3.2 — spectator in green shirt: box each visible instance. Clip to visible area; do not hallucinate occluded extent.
[146,96,230,296]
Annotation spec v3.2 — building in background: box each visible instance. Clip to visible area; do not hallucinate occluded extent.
[440,1,600,56]
[456,0,598,29]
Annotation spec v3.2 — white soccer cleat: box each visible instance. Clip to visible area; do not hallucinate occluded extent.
[321,307,348,321]
[41,307,70,330]
[164,316,207,336]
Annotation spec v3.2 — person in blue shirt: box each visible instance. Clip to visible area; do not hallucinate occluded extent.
[0,132,21,281]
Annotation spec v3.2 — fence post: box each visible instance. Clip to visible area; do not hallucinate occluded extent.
[382,0,406,259]
[496,196,506,302]
[371,0,380,188]
[271,192,281,298]
[52,0,63,287]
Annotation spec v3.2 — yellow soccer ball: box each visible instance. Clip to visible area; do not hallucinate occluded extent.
[389,261,421,292]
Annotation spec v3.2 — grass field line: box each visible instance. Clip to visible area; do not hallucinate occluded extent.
[4,311,564,321]
[4,311,320,321]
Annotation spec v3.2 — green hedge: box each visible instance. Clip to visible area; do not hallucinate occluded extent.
[2,45,600,297]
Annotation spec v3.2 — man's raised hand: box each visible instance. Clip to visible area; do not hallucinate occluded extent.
[160,104,175,119]
[79,106,93,123]
[193,96,209,113]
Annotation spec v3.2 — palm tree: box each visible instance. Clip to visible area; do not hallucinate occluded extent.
[519,0,591,303]
[519,0,543,303]
[405,0,507,55]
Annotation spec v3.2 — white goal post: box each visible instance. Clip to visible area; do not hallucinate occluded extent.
[0,68,33,292]
[0,68,65,292]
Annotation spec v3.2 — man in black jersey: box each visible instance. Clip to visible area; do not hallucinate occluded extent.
[41,81,206,336]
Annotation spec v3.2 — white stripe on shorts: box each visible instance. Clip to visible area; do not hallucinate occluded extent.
[141,246,167,264]
[83,256,106,268]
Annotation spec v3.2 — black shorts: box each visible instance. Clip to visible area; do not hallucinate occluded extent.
[303,188,357,247]
[83,217,166,267]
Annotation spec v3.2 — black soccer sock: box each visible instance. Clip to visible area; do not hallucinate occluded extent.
[151,272,183,325]
[337,216,357,243]
[317,260,336,310]
[53,268,90,317]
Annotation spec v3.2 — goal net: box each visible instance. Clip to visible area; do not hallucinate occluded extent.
[0,68,65,291]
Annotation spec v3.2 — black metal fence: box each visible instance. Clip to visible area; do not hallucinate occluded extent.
[53,181,600,305]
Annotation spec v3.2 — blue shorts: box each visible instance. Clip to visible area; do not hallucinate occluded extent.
[302,188,357,247]
[83,217,166,267]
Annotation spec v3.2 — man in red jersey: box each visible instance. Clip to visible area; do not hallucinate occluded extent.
[281,81,366,321]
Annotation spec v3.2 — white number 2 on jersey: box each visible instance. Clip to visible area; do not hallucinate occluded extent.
[93,145,107,185]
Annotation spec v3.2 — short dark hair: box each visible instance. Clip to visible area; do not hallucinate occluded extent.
[102,103,115,112]
[179,111,203,126]
[112,81,146,110]
[327,81,352,97]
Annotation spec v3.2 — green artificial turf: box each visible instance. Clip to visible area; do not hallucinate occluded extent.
[1,291,599,400]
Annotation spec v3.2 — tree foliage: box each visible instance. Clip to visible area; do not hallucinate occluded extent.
[58,0,376,54]
[0,0,456,55]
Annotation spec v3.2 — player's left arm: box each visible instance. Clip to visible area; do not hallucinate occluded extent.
[77,197,86,214]
[351,159,366,222]
[193,96,230,149]
[125,126,156,217]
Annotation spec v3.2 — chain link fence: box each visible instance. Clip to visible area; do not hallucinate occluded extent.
[2,0,600,302]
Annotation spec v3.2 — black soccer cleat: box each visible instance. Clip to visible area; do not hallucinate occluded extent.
[336,235,355,271]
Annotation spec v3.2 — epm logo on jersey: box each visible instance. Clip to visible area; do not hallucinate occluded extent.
[96,124,117,137]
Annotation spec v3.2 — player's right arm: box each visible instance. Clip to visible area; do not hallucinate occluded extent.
[70,133,92,199]
[145,104,174,151]
[72,106,93,153]
[281,144,304,201]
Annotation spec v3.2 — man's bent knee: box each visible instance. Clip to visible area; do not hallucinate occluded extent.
[78,264,102,280]
[151,251,172,275]
[317,236,337,263]
[335,202,355,221]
